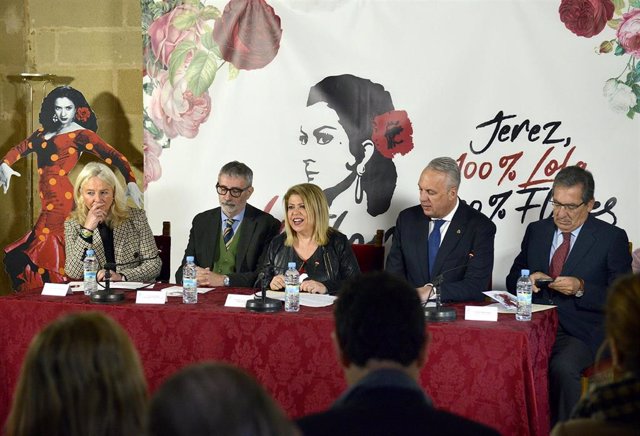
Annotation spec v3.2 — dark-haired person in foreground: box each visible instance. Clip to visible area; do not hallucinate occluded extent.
[296,271,499,436]
[506,165,632,424]
[148,362,298,436]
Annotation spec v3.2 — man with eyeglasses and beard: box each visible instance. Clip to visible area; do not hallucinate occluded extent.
[506,165,632,425]
[176,161,280,287]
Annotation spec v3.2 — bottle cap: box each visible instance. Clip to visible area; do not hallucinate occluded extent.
[288,262,296,269]
[186,256,194,262]
[521,269,530,276]
[86,249,95,256]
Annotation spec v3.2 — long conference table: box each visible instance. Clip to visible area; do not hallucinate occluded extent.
[0,287,557,436]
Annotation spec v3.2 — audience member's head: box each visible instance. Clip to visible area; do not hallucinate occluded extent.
[148,362,297,436]
[605,273,640,374]
[334,271,427,383]
[5,311,147,436]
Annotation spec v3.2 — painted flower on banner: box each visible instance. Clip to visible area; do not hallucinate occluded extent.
[213,0,283,70]
[141,0,283,189]
[559,0,614,37]
[559,0,640,119]
[143,130,163,191]
[371,110,414,159]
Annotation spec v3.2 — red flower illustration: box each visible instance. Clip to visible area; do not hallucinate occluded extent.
[371,110,414,159]
[212,0,283,70]
[75,107,91,123]
[558,0,614,38]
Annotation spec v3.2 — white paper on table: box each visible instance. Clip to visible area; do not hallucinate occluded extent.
[483,290,518,311]
[163,285,215,297]
[265,290,336,307]
[224,294,254,307]
[485,302,556,314]
[67,281,153,291]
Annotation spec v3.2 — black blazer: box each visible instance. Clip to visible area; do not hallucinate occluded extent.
[175,204,280,287]
[296,382,499,436]
[506,215,631,355]
[386,200,496,302]
[261,230,360,295]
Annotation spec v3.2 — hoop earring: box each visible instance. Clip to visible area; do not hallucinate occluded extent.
[52,114,58,123]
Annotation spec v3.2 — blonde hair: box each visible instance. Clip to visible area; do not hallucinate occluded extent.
[283,183,330,246]
[69,162,129,227]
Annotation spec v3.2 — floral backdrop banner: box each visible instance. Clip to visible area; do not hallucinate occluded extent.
[142,0,640,288]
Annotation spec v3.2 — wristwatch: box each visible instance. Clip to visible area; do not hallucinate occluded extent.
[223,276,230,287]
[575,278,584,298]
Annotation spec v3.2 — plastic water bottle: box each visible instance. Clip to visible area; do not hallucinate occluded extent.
[182,256,197,304]
[516,269,533,321]
[284,262,300,312]
[83,249,98,296]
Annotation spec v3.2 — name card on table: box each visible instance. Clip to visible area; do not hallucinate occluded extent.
[465,305,498,322]
[41,283,71,296]
[136,290,167,304]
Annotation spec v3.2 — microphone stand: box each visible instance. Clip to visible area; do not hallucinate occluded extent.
[91,262,125,304]
[423,253,475,322]
[246,268,282,313]
[424,274,456,322]
[89,253,157,304]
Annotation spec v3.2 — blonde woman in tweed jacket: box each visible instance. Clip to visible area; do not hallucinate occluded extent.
[64,162,160,282]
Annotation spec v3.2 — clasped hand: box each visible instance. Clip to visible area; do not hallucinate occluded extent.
[529,271,580,296]
[269,275,327,294]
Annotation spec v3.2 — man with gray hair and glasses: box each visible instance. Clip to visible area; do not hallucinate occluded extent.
[386,156,496,303]
[506,165,632,424]
[176,161,280,287]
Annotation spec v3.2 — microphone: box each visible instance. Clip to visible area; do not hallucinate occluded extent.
[91,251,160,304]
[424,252,475,322]
[245,266,283,313]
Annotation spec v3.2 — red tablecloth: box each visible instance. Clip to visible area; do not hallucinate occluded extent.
[0,288,557,436]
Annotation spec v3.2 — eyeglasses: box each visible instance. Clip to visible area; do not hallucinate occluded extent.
[549,200,584,212]
[216,183,250,198]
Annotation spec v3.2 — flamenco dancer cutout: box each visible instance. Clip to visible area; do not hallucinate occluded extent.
[0,86,142,292]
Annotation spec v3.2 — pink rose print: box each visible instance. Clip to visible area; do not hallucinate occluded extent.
[149,70,212,139]
[148,4,207,68]
[213,0,283,70]
[558,0,614,38]
[143,130,163,190]
[617,9,640,59]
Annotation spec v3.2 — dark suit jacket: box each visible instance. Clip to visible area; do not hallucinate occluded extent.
[296,371,499,436]
[506,215,631,355]
[175,204,280,287]
[385,200,496,302]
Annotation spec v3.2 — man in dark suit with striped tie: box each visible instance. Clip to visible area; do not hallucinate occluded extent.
[386,157,496,303]
[176,161,280,287]
[506,165,632,424]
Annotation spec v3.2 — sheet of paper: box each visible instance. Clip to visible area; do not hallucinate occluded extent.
[485,302,556,314]
[225,294,254,307]
[163,285,215,297]
[483,290,518,311]
[67,281,153,291]
[265,290,336,307]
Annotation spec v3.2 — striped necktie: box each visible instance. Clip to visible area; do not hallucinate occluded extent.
[223,218,235,248]
[549,232,571,279]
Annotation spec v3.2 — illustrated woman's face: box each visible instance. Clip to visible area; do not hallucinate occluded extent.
[82,176,114,214]
[299,102,353,188]
[54,97,76,128]
[287,194,314,236]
